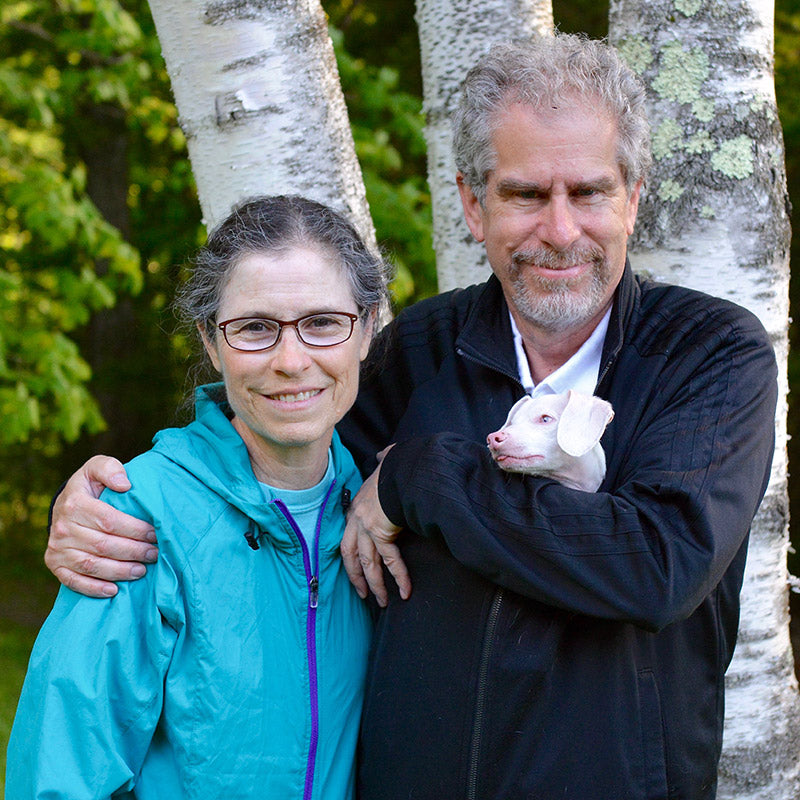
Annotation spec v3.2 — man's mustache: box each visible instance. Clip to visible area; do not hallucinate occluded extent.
[511,248,604,270]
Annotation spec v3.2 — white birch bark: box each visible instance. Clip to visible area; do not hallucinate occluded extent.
[145,0,374,245]
[609,1,800,796]
[415,0,553,292]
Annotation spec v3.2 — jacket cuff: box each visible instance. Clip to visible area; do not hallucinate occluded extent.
[377,437,431,528]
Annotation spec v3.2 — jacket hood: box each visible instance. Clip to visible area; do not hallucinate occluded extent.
[150,383,361,544]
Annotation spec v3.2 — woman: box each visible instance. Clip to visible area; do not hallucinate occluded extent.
[7,195,390,799]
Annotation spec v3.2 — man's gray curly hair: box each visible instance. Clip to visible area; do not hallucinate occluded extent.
[452,34,652,204]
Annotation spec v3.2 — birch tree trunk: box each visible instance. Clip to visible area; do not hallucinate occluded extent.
[608,2,800,796]
[414,0,553,292]
[145,0,374,245]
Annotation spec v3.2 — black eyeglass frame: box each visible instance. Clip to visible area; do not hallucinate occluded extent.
[216,312,360,352]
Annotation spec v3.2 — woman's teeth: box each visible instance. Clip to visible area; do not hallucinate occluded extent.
[272,390,320,403]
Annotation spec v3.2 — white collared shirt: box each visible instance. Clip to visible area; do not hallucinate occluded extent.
[510,308,611,398]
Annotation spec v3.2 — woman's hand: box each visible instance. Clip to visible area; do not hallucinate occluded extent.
[46,456,158,598]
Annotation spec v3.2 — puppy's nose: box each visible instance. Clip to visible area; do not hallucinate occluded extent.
[487,430,506,447]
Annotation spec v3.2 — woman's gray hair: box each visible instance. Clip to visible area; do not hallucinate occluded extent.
[175,195,392,340]
[453,34,652,204]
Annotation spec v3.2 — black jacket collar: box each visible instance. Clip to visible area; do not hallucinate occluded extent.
[455,258,641,393]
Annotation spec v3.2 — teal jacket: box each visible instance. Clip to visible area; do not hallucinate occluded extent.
[7,384,372,800]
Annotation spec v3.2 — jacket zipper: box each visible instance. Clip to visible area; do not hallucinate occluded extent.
[456,288,622,798]
[455,344,515,798]
[456,346,522,388]
[273,478,337,800]
[466,587,504,800]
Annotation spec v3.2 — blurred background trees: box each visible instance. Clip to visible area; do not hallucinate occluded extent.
[1,0,798,581]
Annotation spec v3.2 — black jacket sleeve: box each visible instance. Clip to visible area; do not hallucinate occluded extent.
[376,307,777,632]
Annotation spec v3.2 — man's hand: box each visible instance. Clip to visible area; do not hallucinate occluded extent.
[45,455,158,598]
[341,447,411,608]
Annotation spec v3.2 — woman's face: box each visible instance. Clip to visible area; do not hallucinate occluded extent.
[201,246,373,486]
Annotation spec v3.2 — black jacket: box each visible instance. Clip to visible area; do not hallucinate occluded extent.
[338,264,777,800]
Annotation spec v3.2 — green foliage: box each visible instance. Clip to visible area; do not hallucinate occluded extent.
[0,558,61,796]
[0,620,38,795]
[0,0,185,447]
[0,0,201,556]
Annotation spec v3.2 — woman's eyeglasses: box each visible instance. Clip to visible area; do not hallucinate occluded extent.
[216,312,359,352]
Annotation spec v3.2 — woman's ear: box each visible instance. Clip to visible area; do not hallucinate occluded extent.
[359,310,377,361]
[198,323,222,373]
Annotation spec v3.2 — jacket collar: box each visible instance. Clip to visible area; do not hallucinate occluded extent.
[455,259,640,392]
[597,259,640,392]
[151,383,362,549]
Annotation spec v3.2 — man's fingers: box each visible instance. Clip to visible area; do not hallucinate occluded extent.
[358,533,388,608]
[53,495,155,546]
[341,525,369,600]
[44,536,158,580]
[47,529,157,570]
[51,566,121,599]
[82,454,131,494]
[376,543,412,600]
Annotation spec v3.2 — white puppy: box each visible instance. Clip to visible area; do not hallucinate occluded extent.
[486,390,614,492]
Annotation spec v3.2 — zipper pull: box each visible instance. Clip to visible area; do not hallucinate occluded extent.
[309,576,319,609]
[244,522,261,550]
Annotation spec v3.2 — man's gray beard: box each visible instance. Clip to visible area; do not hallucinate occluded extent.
[509,248,612,333]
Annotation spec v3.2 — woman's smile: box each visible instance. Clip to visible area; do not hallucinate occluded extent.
[264,387,324,405]
[202,245,372,487]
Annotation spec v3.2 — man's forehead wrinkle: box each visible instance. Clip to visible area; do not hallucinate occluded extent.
[495,177,548,195]
[493,174,619,196]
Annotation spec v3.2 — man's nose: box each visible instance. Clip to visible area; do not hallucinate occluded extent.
[538,196,581,250]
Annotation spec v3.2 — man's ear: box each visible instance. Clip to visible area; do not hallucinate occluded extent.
[625,179,643,236]
[198,323,222,373]
[457,173,486,243]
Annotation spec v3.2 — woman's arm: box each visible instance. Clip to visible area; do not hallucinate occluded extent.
[10,488,180,797]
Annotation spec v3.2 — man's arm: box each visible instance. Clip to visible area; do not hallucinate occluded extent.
[368,318,777,628]
[46,456,158,597]
[342,295,777,626]
[340,446,410,607]
[338,315,423,605]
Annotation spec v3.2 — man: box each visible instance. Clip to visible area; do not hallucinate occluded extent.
[47,35,777,799]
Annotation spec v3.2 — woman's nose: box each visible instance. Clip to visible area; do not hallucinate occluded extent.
[269,327,312,372]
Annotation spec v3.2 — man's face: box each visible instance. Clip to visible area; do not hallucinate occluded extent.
[458,100,641,337]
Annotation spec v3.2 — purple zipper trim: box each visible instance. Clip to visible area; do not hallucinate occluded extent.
[273,478,337,800]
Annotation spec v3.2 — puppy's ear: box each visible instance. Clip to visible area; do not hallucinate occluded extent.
[557,391,614,457]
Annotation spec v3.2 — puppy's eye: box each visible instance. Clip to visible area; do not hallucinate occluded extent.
[538,414,555,424]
